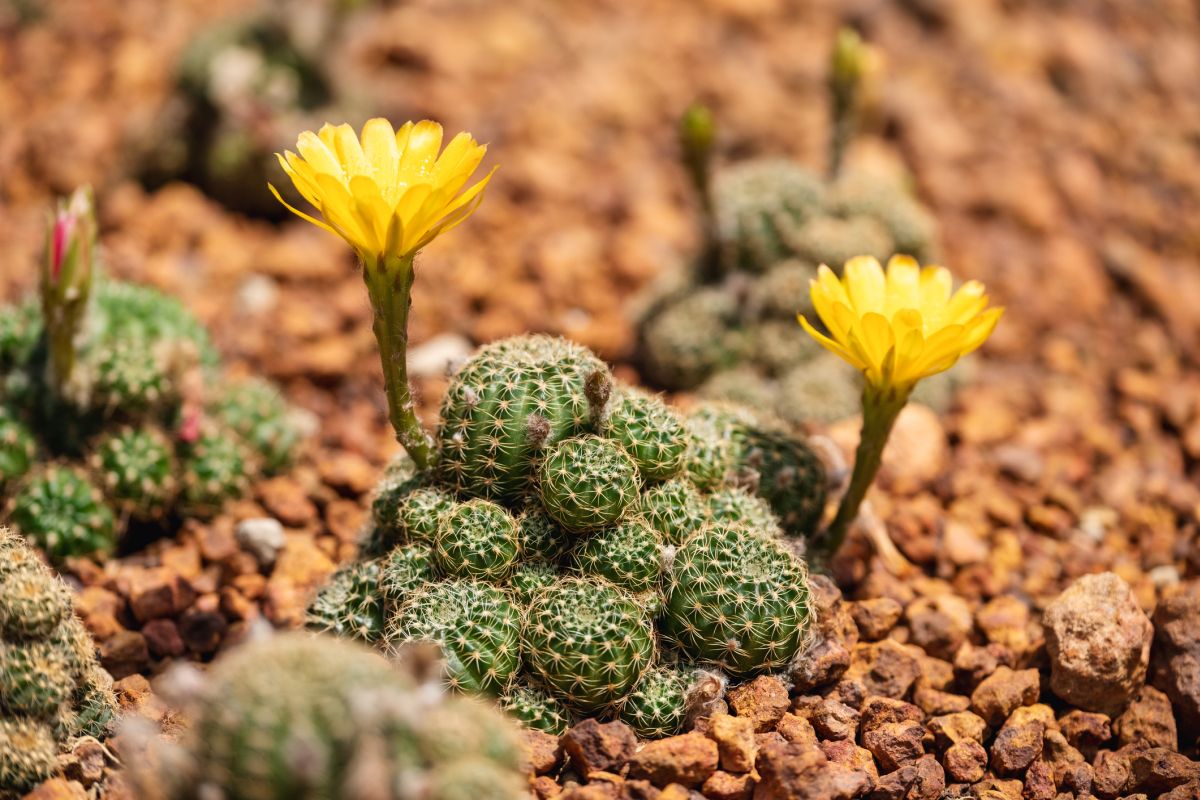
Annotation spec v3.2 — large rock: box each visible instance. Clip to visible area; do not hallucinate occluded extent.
[1043,572,1152,716]
[1152,580,1200,736]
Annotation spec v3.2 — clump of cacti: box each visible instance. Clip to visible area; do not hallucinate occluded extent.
[127,632,528,800]
[0,188,300,562]
[0,526,117,795]
[634,33,968,421]
[308,333,825,738]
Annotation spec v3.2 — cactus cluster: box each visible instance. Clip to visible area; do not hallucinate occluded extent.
[0,526,117,795]
[308,334,824,738]
[0,280,300,562]
[636,139,964,423]
[129,633,527,800]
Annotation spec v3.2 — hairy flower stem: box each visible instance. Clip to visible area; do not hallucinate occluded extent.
[811,384,909,563]
[364,253,434,470]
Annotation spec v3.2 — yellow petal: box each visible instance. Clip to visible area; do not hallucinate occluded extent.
[918,265,953,319]
[844,256,886,315]
[799,315,867,371]
[361,118,399,186]
[297,130,344,180]
[329,123,370,178]
[268,183,338,237]
[398,120,444,179]
[884,255,921,316]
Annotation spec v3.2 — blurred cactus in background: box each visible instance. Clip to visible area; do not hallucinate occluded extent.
[0,189,301,562]
[0,526,117,795]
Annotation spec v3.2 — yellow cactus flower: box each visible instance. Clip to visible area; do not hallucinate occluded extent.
[799,255,1003,393]
[270,118,495,260]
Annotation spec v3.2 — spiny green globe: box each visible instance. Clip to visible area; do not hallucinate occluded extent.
[433,499,520,581]
[211,378,298,473]
[707,487,783,537]
[619,666,692,739]
[788,214,893,270]
[0,568,70,640]
[523,577,655,714]
[7,465,115,561]
[0,408,35,488]
[0,641,76,717]
[396,486,456,545]
[500,682,574,736]
[388,580,521,696]
[147,633,526,800]
[515,504,571,561]
[638,287,743,391]
[777,353,860,427]
[748,260,819,321]
[380,543,434,609]
[663,523,813,676]
[438,334,611,501]
[634,478,708,546]
[305,559,385,643]
[825,170,936,260]
[538,435,640,532]
[509,560,560,606]
[683,406,744,492]
[600,388,687,481]
[91,426,177,517]
[571,517,663,594]
[713,159,825,273]
[179,430,252,514]
[0,718,57,794]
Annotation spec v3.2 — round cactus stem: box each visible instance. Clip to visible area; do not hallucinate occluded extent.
[812,383,908,563]
[363,253,434,470]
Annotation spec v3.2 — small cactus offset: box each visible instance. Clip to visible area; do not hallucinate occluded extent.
[0,527,117,795]
[0,189,301,563]
[129,633,527,800]
[538,435,640,532]
[713,159,825,273]
[306,333,826,739]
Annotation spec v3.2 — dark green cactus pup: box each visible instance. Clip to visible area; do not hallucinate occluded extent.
[305,559,386,643]
[571,517,663,594]
[388,580,522,696]
[538,435,640,532]
[178,430,253,515]
[379,543,434,609]
[523,577,655,714]
[500,682,574,736]
[7,465,116,561]
[663,523,813,676]
[509,560,560,606]
[619,666,692,739]
[211,378,299,473]
[707,487,783,537]
[90,426,177,517]
[433,500,520,581]
[634,478,708,546]
[396,486,456,545]
[600,388,688,481]
[131,633,527,800]
[0,527,117,795]
[438,335,611,501]
[515,504,571,562]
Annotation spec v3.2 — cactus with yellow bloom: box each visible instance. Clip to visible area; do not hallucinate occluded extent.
[800,255,1003,562]
[271,119,495,470]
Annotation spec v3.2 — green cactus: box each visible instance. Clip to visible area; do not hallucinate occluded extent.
[211,378,299,473]
[713,159,825,273]
[388,580,522,695]
[139,632,526,800]
[0,527,117,795]
[7,465,115,561]
[788,214,893,269]
[619,665,691,739]
[433,500,520,582]
[600,387,687,481]
[683,406,744,492]
[697,367,779,414]
[363,454,421,556]
[500,681,574,735]
[305,558,386,643]
[707,487,783,537]
[92,281,216,366]
[638,287,743,390]
[538,435,640,532]
[662,523,812,676]
[396,485,456,545]
[90,337,174,411]
[634,478,708,546]
[179,429,252,514]
[748,260,819,320]
[379,543,434,609]
[509,560,560,606]
[438,334,611,502]
[826,170,936,260]
[777,353,861,426]
[523,577,655,714]
[0,300,40,372]
[571,517,663,594]
[90,426,177,517]
[514,504,571,562]
[0,409,35,488]
[749,319,824,375]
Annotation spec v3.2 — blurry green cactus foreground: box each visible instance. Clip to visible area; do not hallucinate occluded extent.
[125,632,528,800]
[0,192,300,564]
[309,333,827,739]
[0,526,118,796]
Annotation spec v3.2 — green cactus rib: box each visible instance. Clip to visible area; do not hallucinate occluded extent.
[509,560,560,607]
[522,577,655,714]
[433,499,521,581]
[600,388,687,481]
[571,517,663,594]
[305,559,386,643]
[438,334,611,501]
[514,504,572,562]
[90,425,177,517]
[662,523,813,676]
[538,435,640,532]
[7,465,116,561]
[634,478,708,546]
[396,486,456,545]
[707,487,783,538]
[379,543,434,610]
[388,580,521,696]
